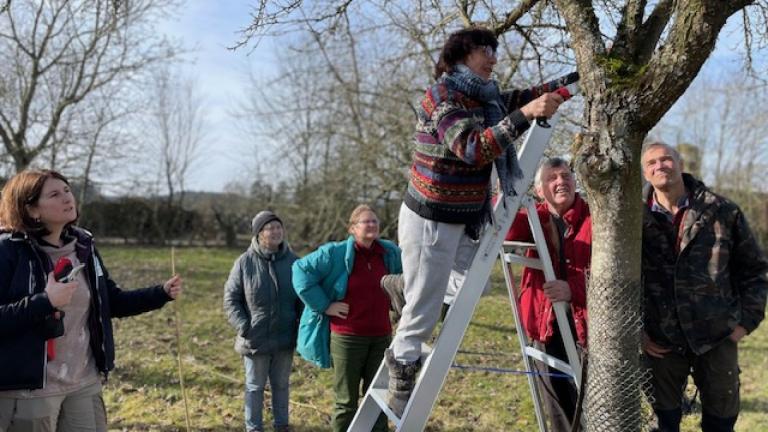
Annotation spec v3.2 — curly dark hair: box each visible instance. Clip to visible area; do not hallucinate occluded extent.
[434,27,498,79]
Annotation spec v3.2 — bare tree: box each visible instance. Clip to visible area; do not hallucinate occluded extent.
[141,65,206,243]
[147,65,205,208]
[0,0,177,173]
[537,1,768,430]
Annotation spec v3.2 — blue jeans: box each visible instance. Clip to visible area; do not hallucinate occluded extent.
[244,349,294,431]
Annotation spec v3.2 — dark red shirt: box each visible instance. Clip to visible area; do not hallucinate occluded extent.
[330,241,392,336]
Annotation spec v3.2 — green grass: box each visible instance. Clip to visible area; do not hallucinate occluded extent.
[99,246,768,431]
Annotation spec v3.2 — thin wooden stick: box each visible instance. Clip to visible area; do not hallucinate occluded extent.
[171,247,192,431]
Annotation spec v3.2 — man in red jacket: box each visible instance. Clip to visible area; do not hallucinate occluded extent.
[506,156,591,432]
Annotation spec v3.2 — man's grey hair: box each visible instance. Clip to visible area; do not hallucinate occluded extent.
[534,156,572,188]
[640,141,681,162]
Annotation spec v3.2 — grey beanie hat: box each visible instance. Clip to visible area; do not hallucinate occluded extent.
[251,211,282,236]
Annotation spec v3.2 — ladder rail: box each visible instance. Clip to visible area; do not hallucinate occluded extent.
[501,245,549,432]
[393,178,526,431]
[399,112,560,431]
[523,199,583,387]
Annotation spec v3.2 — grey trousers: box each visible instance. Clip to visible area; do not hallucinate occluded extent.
[0,381,106,432]
[392,204,479,363]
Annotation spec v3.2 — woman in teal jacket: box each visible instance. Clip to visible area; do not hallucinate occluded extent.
[293,204,402,432]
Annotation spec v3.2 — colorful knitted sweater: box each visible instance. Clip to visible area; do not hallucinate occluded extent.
[404,73,545,224]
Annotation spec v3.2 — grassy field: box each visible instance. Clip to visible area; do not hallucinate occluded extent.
[99,245,768,431]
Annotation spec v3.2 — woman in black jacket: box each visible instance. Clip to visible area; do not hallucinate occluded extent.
[0,169,183,431]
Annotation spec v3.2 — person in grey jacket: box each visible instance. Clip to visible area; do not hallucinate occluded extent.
[223,211,301,432]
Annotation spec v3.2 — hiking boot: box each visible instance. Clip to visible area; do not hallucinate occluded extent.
[384,348,420,417]
[380,274,405,321]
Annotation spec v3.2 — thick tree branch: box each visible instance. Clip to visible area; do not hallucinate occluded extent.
[637,0,753,130]
[634,0,674,64]
[552,0,606,95]
[612,0,646,58]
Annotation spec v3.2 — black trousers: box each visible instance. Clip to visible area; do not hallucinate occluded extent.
[533,330,580,432]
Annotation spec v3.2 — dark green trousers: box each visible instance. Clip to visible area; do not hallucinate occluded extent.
[330,332,390,432]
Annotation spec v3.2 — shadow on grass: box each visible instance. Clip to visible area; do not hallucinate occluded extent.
[109,423,236,431]
[739,341,768,353]
[114,361,238,391]
[109,424,331,432]
[741,397,768,414]
[468,320,516,334]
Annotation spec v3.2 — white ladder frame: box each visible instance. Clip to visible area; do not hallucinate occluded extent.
[348,83,578,432]
[501,195,584,432]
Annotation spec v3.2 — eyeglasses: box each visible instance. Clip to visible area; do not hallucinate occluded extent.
[356,219,379,225]
[478,45,497,58]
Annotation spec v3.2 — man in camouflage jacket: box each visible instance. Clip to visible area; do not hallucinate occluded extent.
[641,142,768,432]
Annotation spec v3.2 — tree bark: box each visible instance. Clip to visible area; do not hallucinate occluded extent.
[573,109,646,430]
[552,0,758,428]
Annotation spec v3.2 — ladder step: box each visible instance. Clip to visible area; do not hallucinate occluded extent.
[503,240,536,249]
[523,346,575,377]
[352,342,435,431]
[369,387,400,423]
[503,253,543,270]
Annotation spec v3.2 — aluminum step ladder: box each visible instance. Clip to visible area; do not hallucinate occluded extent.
[347,80,579,432]
[500,195,584,432]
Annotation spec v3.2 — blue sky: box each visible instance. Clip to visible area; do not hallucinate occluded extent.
[161,2,762,192]
[159,2,278,192]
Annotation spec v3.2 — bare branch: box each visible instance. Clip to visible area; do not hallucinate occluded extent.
[491,0,540,35]
[230,0,354,50]
[0,0,178,171]
[456,0,472,27]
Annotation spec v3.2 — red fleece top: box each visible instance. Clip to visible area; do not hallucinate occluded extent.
[506,194,591,346]
[330,241,392,337]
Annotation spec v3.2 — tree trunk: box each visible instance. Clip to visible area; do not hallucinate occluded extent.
[11,145,34,173]
[575,103,647,431]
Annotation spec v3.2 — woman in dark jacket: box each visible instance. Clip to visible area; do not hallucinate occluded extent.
[0,169,182,431]
[223,211,300,432]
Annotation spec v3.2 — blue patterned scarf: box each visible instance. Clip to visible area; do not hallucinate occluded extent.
[446,64,505,126]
